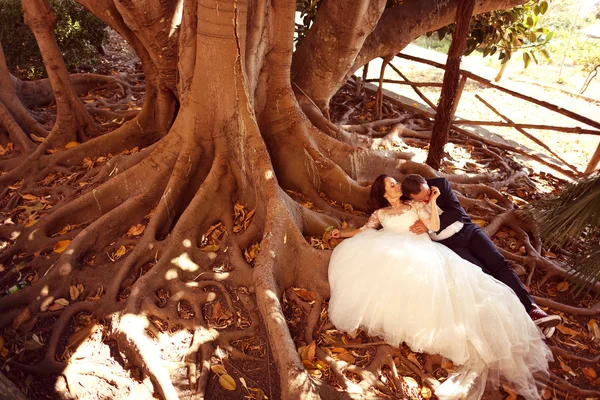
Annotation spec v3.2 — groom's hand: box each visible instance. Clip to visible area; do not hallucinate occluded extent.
[409,220,428,235]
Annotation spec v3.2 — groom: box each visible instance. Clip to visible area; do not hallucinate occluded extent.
[402,174,561,331]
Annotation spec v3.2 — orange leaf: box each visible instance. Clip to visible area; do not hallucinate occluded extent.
[67,323,98,349]
[583,367,597,380]
[305,341,316,362]
[20,194,39,201]
[335,352,355,363]
[556,324,579,336]
[12,307,31,329]
[126,224,145,236]
[53,240,71,253]
[64,141,80,149]
[556,281,569,292]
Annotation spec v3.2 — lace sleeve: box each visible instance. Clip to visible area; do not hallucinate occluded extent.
[411,201,433,230]
[359,210,381,231]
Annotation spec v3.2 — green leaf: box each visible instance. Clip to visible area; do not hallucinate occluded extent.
[523,52,531,68]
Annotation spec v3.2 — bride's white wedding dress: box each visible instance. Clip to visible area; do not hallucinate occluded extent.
[328,203,552,400]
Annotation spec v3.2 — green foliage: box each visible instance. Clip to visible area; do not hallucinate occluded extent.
[0,0,107,79]
[426,0,553,69]
[539,0,600,75]
[295,0,554,71]
[531,173,600,295]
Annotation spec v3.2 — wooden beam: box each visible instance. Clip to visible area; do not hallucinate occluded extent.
[364,78,443,87]
[363,84,579,179]
[453,120,600,135]
[585,142,600,174]
[397,52,600,132]
[475,94,581,175]
[387,62,438,111]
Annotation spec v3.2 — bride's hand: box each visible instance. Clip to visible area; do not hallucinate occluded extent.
[331,229,341,238]
[430,186,441,200]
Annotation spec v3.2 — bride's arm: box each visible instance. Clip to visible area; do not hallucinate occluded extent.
[332,210,381,238]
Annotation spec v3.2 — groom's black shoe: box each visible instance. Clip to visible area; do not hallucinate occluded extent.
[529,305,562,328]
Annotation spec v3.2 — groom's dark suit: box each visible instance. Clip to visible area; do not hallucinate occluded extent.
[426,177,534,312]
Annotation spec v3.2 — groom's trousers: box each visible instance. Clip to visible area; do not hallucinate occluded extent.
[437,224,535,313]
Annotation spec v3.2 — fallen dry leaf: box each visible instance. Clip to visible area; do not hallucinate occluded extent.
[0,336,4,349]
[293,288,317,302]
[556,324,580,336]
[335,352,355,364]
[211,364,227,376]
[64,141,80,149]
[305,341,317,362]
[588,319,600,339]
[472,219,488,227]
[315,360,328,371]
[558,358,576,377]
[556,281,569,292]
[12,307,31,329]
[126,224,145,236]
[20,194,39,201]
[200,244,220,252]
[53,240,71,253]
[583,367,597,380]
[219,374,236,391]
[69,285,80,301]
[113,245,127,260]
[407,353,423,371]
[67,323,99,350]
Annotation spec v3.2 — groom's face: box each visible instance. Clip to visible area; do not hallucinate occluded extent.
[410,184,431,203]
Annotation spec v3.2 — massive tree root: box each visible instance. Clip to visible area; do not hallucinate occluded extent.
[1,0,598,399]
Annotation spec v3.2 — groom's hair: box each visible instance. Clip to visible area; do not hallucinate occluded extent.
[401,174,427,197]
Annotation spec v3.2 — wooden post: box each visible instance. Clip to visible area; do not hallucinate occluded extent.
[585,142,600,174]
[426,0,476,170]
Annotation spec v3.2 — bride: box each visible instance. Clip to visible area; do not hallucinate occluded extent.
[328,174,552,400]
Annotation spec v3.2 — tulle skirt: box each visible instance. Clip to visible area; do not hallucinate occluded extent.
[328,229,552,400]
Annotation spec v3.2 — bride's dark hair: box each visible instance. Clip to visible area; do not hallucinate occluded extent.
[368,174,391,213]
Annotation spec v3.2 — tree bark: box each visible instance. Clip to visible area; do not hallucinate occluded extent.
[0,41,47,140]
[22,0,96,144]
[426,0,476,170]
[291,0,387,115]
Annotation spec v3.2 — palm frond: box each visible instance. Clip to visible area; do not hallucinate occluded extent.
[568,245,600,298]
[532,173,600,248]
[529,173,600,293]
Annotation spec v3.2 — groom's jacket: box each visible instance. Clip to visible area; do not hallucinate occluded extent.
[426,177,472,234]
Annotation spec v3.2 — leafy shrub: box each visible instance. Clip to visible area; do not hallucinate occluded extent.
[0,0,107,79]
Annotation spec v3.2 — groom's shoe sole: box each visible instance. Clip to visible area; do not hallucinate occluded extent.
[534,315,562,328]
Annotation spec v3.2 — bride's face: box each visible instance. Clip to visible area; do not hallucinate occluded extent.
[383,177,402,202]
